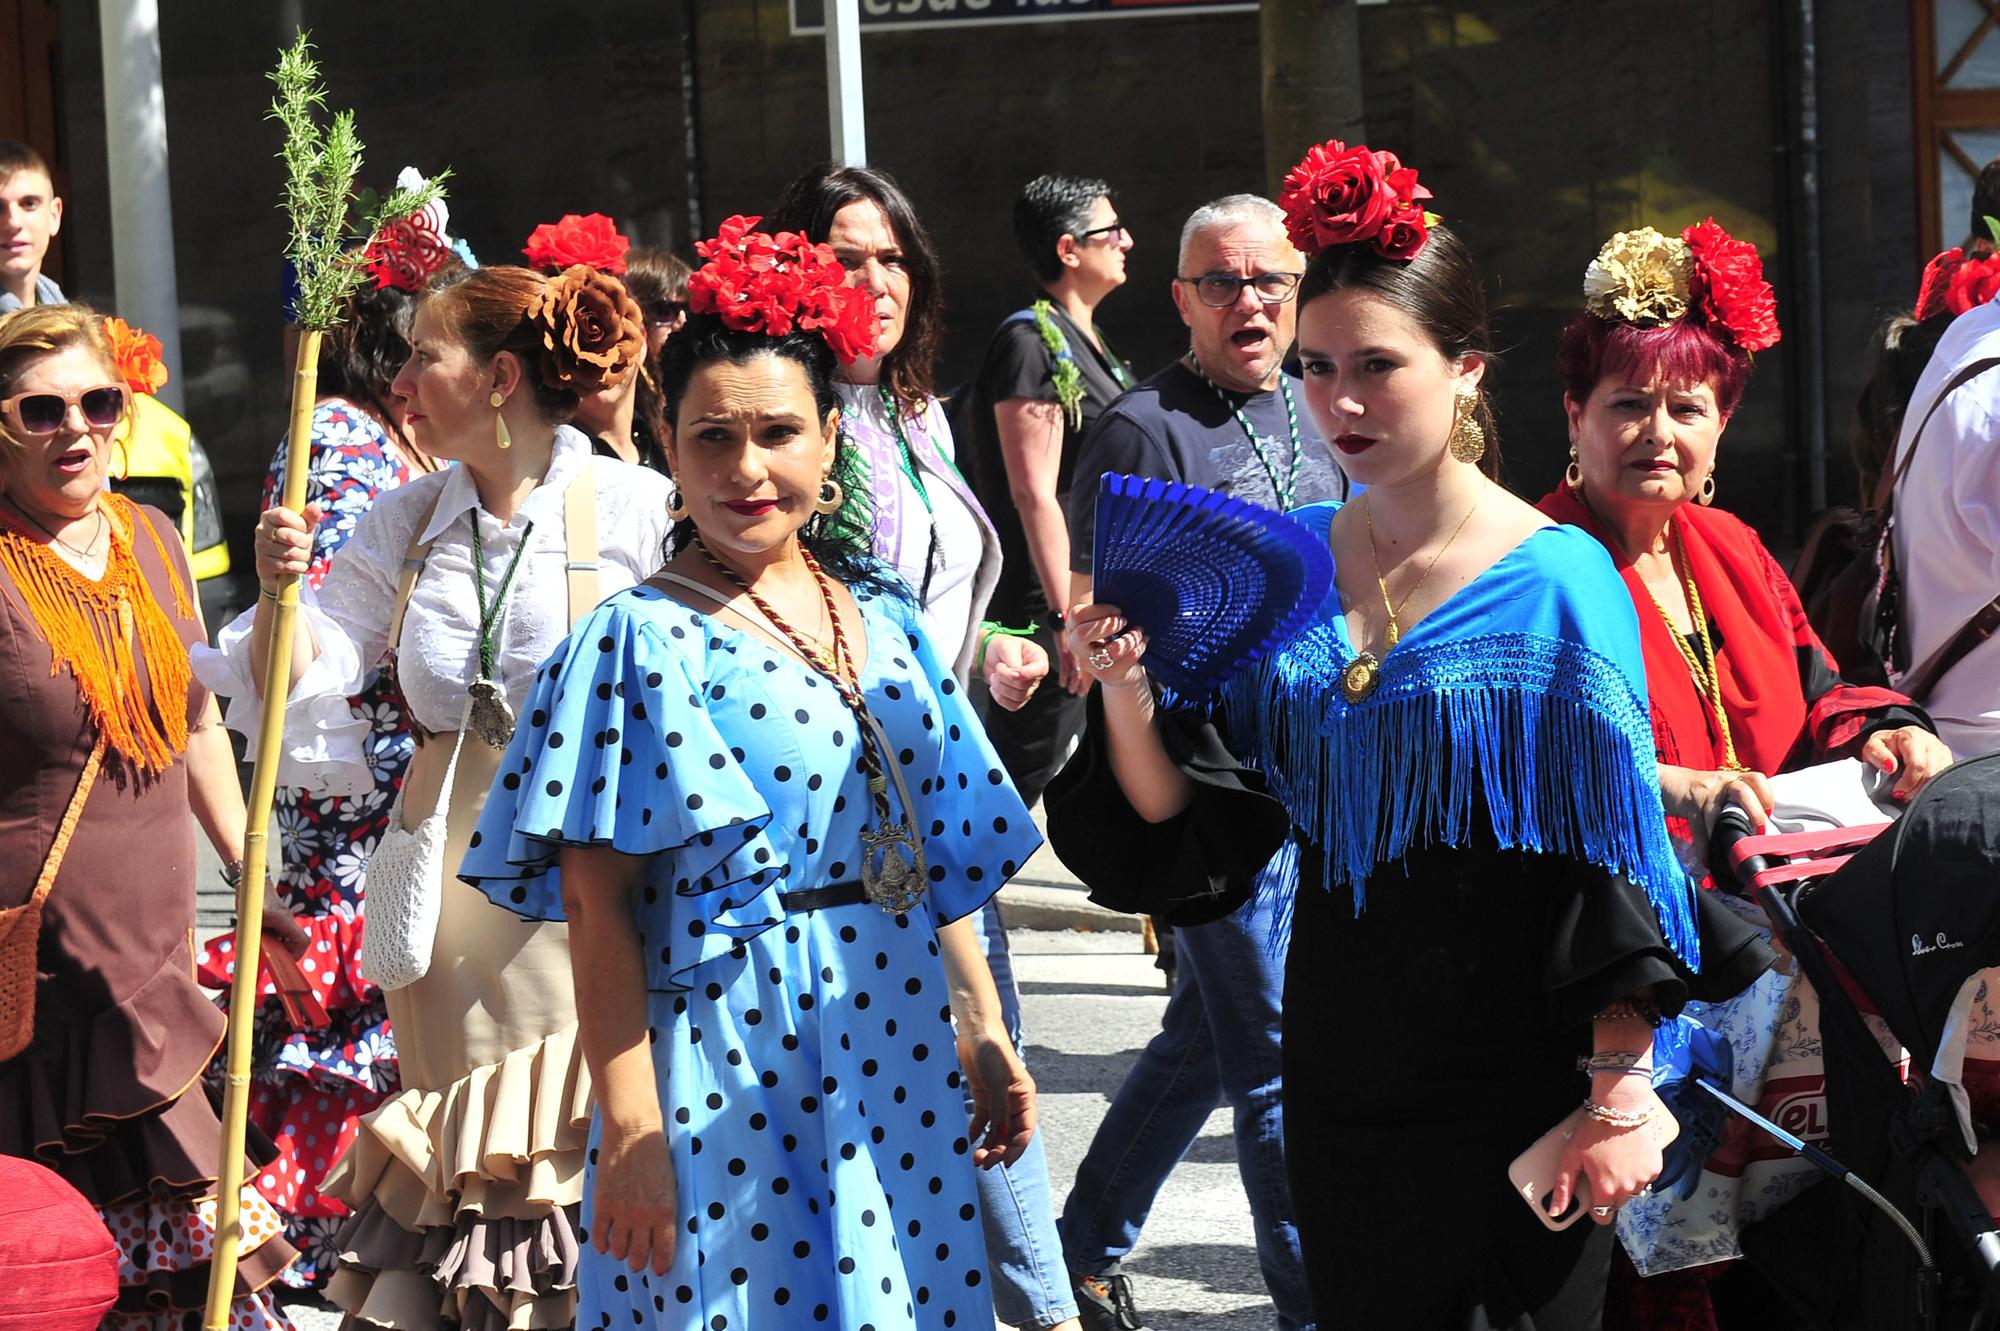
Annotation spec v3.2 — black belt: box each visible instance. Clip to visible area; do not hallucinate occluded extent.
[778,880,867,912]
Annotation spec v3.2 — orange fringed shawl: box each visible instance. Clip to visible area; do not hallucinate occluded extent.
[0,494,193,774]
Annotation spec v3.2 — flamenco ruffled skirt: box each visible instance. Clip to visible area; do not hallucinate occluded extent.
[320,1022,591,1330]
[199,909,398,1286]
[0,946,300,1329]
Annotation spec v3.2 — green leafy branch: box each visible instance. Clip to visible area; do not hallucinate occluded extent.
[269,32,449,331]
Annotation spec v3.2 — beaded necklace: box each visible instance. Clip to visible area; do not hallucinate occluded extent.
[1187,353,1302,509]
[693,537,928,914]
[1641,527,1743,771]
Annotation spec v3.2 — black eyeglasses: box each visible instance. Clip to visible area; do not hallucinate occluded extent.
[644,299,688,327]
[1176,272,1304,308]
[1,384,129,435]
[1076,220,1127,244]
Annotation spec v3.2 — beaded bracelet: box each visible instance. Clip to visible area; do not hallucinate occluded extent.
[1582,1099,1655,1129]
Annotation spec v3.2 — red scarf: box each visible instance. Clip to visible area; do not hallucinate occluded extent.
[1537,485,1820,775]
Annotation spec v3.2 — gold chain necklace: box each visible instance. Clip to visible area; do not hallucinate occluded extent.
[1340,489,1483,703]
[1640,527,1742,770]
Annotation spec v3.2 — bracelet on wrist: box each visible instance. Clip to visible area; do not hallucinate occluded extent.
[218,859,246,890]
[259,584,282,602]
[1582,1098,1655,1129]
[1587,1064,1655,1081]
[1577,1050,1647,1073]
[975,620,1037,674]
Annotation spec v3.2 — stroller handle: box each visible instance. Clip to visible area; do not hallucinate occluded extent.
[1708,805,1763,886]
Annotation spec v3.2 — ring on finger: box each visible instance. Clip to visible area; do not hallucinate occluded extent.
[1590,1205,1615,1219]
[1087,647,1115,672]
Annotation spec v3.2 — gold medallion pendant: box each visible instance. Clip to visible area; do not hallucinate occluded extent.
[1341,651,1382,704]
[860,817,929,915]
[467,677,517,747]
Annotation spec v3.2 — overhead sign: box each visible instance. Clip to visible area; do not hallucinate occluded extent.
[790,0,1256,35]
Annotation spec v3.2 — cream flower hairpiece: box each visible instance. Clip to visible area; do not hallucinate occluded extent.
[1583,227,1692,326]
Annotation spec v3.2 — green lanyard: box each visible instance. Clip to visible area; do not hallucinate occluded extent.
[879,384,933,514]
[877,385,942,607]
[1188,353,1302,510]
[469,514,536,682]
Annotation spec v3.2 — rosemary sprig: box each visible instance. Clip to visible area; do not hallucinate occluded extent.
[268,31,449,331]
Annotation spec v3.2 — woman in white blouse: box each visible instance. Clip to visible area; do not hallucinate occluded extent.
[197,264,668,1330]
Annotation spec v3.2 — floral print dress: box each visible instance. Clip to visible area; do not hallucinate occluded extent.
[196,399,423,1286]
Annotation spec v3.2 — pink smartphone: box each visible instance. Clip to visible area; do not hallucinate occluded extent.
[1508,1107,1593,1231]
[1507,1103,1682,1231]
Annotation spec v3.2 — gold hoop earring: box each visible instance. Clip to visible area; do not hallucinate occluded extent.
[1447,391,1486,465]
[490,390,511,450]
[1564,442,1584,495]
[814,477,844,515]
[666,486,689,521]
[1698,470,1716,506]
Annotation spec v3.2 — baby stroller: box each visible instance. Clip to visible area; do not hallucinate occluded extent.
[1656,751,2000,1329]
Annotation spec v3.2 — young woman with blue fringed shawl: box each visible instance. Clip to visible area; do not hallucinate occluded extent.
[1045,142,1774,1329]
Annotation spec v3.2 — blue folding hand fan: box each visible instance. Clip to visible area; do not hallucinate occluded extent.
[1089,472,1334,696]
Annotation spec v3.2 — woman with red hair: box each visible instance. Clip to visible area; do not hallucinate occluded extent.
[1539,223,1950,857]
[1537,224,1954,1327]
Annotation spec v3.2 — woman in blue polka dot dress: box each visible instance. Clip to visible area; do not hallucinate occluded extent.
[461,217,1046,1331]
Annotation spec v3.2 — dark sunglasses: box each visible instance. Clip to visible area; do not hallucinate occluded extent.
[644,299,688,327]
[1076,220,1127,244]
[1,384,130,435]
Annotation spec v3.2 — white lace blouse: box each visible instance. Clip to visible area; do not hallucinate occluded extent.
[195,426,673,796]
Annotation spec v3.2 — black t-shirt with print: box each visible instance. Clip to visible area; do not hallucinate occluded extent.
[1067,359,1347,574]
[961,302,1134,619]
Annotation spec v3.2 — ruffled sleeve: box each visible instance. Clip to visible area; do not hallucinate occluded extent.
[189,477,431,797]
[459,593,789,991]
[1046,686,1291,926]
[873,590,1044,926]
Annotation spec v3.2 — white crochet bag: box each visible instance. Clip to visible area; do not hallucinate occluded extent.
[360,702,469,991]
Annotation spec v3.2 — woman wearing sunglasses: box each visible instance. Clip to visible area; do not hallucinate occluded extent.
[0,304,297,1329]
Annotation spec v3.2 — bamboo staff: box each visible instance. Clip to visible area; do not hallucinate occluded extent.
[204,35,442,1327]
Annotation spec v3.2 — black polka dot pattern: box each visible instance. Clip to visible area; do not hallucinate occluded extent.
[462,587,1043,1330]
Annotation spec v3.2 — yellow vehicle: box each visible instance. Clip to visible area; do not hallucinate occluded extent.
[112,392,242,628]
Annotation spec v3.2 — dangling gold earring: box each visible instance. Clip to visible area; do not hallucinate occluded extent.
[1698,470,1716,506]
[1565,442,1584,495]
[1447,390,1486,465]
[666,486,689,521]
[814,477,844,515]
[490,390,511,450]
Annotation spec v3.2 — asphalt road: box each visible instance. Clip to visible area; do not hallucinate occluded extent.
[270,926,1276,1331]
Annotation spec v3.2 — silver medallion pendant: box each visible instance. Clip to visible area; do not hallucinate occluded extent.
[860,818,929,915]
[467,677,517,748]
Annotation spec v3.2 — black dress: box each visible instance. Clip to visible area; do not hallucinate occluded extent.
[1047,506,1773,1329]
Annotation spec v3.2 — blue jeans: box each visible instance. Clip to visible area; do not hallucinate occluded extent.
[1058,848,1311,1331]
[968,899,1081,1329]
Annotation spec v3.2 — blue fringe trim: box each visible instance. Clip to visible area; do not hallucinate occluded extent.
[1222,624,1700,969]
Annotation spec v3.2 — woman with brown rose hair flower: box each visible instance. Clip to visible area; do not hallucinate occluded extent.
[194,263,674,1329]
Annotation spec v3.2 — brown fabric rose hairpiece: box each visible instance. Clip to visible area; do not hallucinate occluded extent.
[525,265,647,395]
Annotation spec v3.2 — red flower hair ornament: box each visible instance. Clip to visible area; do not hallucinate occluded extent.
[1278,138,1437,261]
[686,215,879,366]
[363,167,459,294]
[523,213,631,274]
[1581,218,1781,354]
[1915,246,2000,321]
[1681,218,1781,354]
